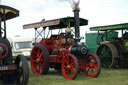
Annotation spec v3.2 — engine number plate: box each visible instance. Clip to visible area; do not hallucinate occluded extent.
[0,66,8,71]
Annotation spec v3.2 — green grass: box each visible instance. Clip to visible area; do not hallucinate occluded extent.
[28,68,128,85]
[1,63,128,85]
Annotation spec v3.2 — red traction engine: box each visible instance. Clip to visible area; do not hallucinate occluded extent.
[23,9,101,80]
[0,5,29,85]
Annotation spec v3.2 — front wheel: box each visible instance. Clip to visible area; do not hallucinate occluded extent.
[15,55,29,85]
[62,54,79,80]
[84,53,101,78]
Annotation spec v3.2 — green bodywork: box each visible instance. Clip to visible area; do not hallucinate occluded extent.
[49,17,88,30]
[90,23,128,31]
[124,41,128,49]
[90,23,128,48]
[86,33,98,53]
[88,23,128,68]
[23,17,88,30]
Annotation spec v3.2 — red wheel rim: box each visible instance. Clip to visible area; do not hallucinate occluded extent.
[30,46,45,75]
[62,54,78,80]
[84,54,100,78]
[0,43,8,59]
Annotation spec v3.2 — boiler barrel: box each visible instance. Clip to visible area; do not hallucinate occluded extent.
[70,44,88,57]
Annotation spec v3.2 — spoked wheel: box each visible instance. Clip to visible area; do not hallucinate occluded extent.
[62,54,79,80]
[30,44,49,75]
[96,43,118,68]
[84,53,101,78]
[15,55,29,85]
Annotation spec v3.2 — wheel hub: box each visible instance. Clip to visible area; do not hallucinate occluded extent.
[90,63,94,68]
[36,58,40,63]
[67,65,70,68]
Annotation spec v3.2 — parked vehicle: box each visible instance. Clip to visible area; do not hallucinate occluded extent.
[0,5,29,85]
[23,6,101,80]
[8,37,33,59]
[90,23,128,68]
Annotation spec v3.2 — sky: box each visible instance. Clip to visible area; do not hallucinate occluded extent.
[1,0,128,41]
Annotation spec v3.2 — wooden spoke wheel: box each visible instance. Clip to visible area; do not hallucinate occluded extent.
[15,55,29,85]
[84,53,101,78]
[96,43,118,68]
[30,44,49,75]
[62,54,79,80]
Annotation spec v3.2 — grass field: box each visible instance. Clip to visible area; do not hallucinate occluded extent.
[28,67,128,85]
[0,63,128,85]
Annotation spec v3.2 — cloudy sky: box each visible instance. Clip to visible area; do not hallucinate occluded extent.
[1,0,128,39]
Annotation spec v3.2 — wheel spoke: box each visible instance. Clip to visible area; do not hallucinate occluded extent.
[70,69,75,75]
[71,65,76,69]
[94,64,98,66]
[91,68,94,76]
[70,61,75,66]
[65,69,70,73]
[94,66,98,71]
[37,48,40,57]
[63,65,67,68]
[39,52,43,59]
[33,50,37,57]
[87,67,90,72]
[39,58,45,62]
[70,69,75,77]
[65,60,69,65]
[93,58,97,64]
[31,59,36,63]
[71,58,74,64]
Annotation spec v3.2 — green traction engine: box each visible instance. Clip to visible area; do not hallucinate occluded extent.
[90,23,128,68]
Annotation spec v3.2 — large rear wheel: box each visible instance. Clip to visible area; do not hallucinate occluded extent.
[30,44,49,75]
[62,54,79,80]
[96,43,118,68]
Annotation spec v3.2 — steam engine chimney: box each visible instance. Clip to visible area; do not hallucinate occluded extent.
[72,0,80,42]
[74,9,80,42]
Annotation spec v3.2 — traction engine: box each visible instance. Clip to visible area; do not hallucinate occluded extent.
[0,5,29,85]
[23,6,101,80]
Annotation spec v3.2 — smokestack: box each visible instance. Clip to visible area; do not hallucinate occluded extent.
[74,9,80,42]
[71,0,80,42]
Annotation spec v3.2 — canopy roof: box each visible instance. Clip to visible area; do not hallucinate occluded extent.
[0,5,19,21]
[23,17,88,30]
[90,23,128,31]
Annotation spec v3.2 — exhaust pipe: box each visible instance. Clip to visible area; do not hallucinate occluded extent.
[72,0,80,42]
[74,9,80,42]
